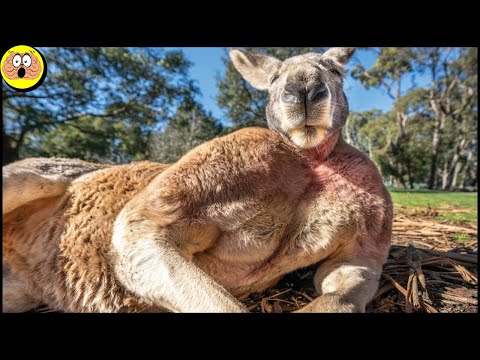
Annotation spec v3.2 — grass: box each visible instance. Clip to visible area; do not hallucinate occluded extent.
[452,232,471,241]
[389,188,477,224]
[436,212,477,223]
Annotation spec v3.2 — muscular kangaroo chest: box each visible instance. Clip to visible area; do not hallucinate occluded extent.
[194,164,362,296]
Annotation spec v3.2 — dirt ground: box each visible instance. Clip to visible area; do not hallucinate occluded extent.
[242,206,478,313]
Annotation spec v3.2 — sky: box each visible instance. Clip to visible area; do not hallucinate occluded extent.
[166,47,432,123]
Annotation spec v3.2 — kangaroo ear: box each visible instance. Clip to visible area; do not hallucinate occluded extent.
[229,49,281,91]
[322,47,356,65]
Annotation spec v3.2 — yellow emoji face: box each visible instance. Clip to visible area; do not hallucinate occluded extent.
[1,45,46,92]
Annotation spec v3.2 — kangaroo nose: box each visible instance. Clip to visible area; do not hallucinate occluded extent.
[282,84,306,105]
[282,83,327,105]
[307,83,327,103]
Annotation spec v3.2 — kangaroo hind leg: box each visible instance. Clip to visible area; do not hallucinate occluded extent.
[3,157,108,214]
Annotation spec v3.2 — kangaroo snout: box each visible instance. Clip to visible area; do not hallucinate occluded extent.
[282,82,327,106]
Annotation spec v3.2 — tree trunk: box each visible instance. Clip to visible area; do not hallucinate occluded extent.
[428,111,444,189]
[2,131,19,165]
[441,161,449,190]
[367,140,373,158]
[427,61,439,190]
[459,145,475,190]
[428,135,439,189]
[404,154,415,189]
[396,110,407,139]
[446,137,466,190]
[393,159,407,189]
[344,116,353,145]
[449,161,463,191]
[402,146,415,189]
[407,170,415,189]
[393,162,407,189]
[2,120,30,165]
[389,133,408,189]
[395,178,406,189]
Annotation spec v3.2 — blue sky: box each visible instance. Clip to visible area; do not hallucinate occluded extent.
[166,47,432,123]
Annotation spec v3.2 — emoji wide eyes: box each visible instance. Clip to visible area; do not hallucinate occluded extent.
[13,54,21,68]
[23,54,32,68]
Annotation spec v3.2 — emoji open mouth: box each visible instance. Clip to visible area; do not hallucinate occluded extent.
[17,68,25,78]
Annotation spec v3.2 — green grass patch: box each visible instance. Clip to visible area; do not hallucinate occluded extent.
[388,189,477,224]
[452,232,471,241]
[389,189,477,209]
[436,212,478,223]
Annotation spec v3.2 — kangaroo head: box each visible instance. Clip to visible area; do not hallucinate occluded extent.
[229,47,355,149]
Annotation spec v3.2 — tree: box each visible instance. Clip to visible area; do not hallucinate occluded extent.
[3,48,197,164]
[217,47,326,129]
[352,47,477,190]
[351,48,416,188]
[396,47,478,190]
[410,47,476,189]
[148,97,223,163]
[436,48,477,190]
[343,109,383,155]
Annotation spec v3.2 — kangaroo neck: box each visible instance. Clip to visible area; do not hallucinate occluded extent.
[302,129,342,163]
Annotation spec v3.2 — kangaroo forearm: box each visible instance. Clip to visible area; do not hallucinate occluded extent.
[112,215,247,313]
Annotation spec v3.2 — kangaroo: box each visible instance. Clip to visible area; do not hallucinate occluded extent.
[2,47,393,313]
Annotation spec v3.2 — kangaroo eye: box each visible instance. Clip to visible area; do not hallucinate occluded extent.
[270,75,279,84]
[330,69,342,77]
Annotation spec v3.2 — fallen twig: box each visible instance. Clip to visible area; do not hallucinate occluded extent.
[382,273,408,297]
[419,249,477,264]
[430,290,477,305]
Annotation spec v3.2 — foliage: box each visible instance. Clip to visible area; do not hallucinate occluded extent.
[350,47,477,190]
[148,97,223,163]
[3,47,197,163]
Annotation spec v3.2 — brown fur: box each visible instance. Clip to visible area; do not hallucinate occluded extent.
[3,157,110,215]
[3,162,168,312]
[2,48,393,312]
